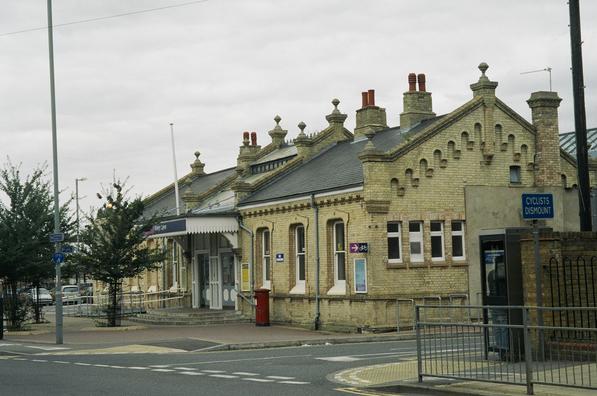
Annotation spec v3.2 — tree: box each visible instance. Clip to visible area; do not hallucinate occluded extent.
[0,162,73,327]
[78,182,164,326]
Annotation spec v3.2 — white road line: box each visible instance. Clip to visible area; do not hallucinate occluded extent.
[277,381,310,385]
[0,343,21,346]
[156,353,311,368]
[152,369,175,372]
[54,361,70,364]
[32,359,48,362]
[242,378,275,383]
[209,374,238,379]
[27,346,70,351]
[149,365,170,368]
[13,358,27,361]
[266,376,295,380]
[128,367,149,370]
[174,367,197,370]
[201,369,226,373]
[179,372,204,376]
[94,364,110,368]
[108,365,125,369]
[232,372,260,376]
[74,362,91,366]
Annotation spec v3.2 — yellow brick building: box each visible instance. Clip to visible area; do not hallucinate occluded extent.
[137,63,596,331]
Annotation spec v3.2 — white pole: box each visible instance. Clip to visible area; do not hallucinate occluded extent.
[170,123,181,216]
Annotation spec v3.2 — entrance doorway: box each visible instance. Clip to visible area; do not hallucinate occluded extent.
[192,253,210,308]
[221,252,236,309]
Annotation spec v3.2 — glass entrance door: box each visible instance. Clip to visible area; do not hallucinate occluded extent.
[195,253,209,308]
[209,256,222,310]
[221,252,235,309]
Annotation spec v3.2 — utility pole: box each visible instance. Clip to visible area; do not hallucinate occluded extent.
[46,0,63,344]
[569,0,592,231]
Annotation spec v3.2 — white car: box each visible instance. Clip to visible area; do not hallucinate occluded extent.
[61,285,81,304]
[27,288,53,305]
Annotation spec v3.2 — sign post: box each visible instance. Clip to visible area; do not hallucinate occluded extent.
[522,193,554,357]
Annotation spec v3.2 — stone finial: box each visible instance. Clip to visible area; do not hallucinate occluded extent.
[190,150,205,175]
[268,115,288,147]
[297,121,306,136]
[470,62,498,97]
[326,98,347,125]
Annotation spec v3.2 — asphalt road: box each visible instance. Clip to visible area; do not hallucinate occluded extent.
[0,339,418,396]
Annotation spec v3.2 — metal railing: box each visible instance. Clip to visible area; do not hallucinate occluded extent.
[416,305,597,395]
[55,290,187,318]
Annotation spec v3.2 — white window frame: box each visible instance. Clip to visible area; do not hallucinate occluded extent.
[171,240,178,290]
[290,225,306,294]
[262,229,271,290]
[328,221,346,295]
[387,222,402,264]
[430,221,445,261]
[409,221,424,263]
[451,221,466,260]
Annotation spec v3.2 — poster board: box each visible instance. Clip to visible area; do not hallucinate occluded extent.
[354,258,367,293]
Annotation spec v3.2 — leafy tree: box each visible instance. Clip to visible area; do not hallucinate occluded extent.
[78,182,164,326]
[0,162,74,327]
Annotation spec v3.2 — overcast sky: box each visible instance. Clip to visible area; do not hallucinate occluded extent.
[0,0,595,215]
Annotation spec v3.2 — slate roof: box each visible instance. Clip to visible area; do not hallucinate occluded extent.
[559,128,597,159]
[143,167,236,218]
[239,117,443,206]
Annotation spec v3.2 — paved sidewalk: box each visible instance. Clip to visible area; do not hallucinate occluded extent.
[2,313,414,354]
[333,358,597,396]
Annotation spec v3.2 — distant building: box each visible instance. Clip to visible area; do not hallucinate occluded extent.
[134,63,596,330]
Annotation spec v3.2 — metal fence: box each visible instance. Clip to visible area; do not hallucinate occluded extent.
[416,305,597,395]
[56,290,187,319]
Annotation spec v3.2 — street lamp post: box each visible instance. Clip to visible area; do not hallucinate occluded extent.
[75,177,87,283]
[46,0,63,345]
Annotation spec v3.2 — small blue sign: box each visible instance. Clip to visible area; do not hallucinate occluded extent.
[349,243,369,253]
[275,253,284,262]
[52,252,65,264]
[49,233,65,243]
[522,193,554,219]
[61,245,74,254]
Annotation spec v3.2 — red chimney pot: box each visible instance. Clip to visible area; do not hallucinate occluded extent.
[417,73,426,92]
[361,92,368,108]
[367,89,375,107]
[408,73,417,91]
[250,132,257,146]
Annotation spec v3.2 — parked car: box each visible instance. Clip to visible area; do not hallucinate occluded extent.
[26,287,54,306]
[61,285,81,305]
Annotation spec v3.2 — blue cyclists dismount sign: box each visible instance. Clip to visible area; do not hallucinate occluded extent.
[522,193,554,219]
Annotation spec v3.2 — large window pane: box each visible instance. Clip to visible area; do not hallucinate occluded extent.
[298,255,305,281]
[410,241,421,255]
[452,235,463,257]
[431,236,443,258]
[388,237,401,260]
[337,252,346,280]
[335,222,345,250]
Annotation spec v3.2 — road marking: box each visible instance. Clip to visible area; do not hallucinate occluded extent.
[152,369,175,372]
[318,356,360,362]
[209,374,239,379]
[0,343,21,347]
[108,365,125,369]
[149,365,170,368]
[74,362,91,366]
[27,346,70,351]
[232,372,259,376]
[202,369,226,373]
[179,371,204,376]
[266,375,295,380]
[94,364,110,367]
[32,359,48,362]
[335,388,389,395]
[54,361,70,364]
[13,358,27,361]
[128,367,149,370]
[242,378,275,383]
[277,381,310,385]
[317,351,414,362]
[174,367,197,370]
[155,353,311,368]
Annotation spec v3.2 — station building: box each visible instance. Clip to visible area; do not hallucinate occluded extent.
[134,64,596,330]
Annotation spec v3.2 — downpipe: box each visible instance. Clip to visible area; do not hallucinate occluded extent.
[238,217,255,317]
[311,194,321,330]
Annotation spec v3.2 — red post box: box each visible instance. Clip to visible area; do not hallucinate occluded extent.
[254,288,270,326]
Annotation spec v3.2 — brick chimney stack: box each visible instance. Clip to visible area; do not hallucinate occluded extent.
[400,73,436,131]
[527,91,562,187]
[354,89,388,139]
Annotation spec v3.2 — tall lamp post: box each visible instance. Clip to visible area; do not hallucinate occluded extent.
[46,0,63,345]
[75,178,87,283]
